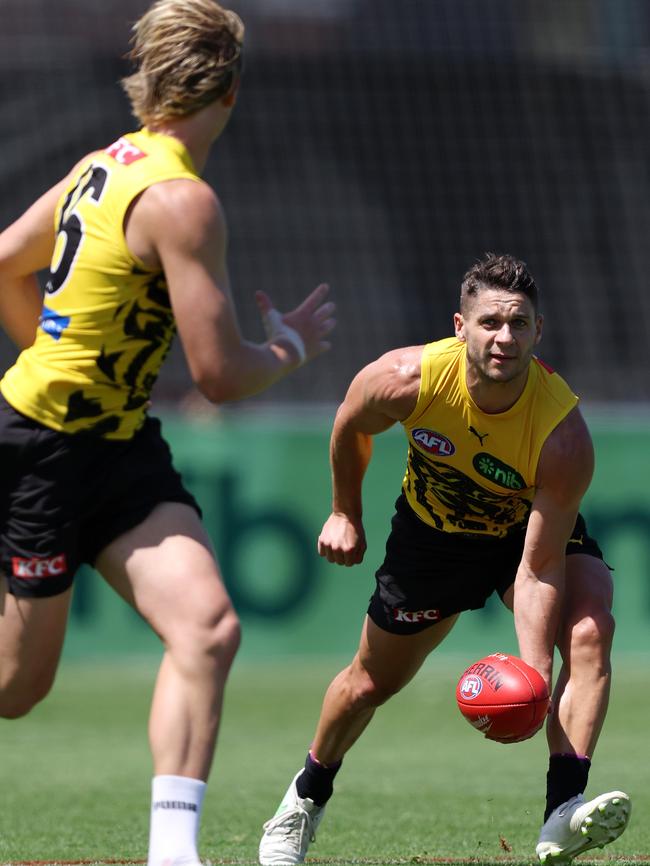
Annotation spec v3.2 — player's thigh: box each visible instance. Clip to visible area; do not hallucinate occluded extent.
[500,555,612,614]
[557,553,614,651]
[94,501,235,644]
[0,581,72,700]
[357,612,459,694]
[564,552,613,612]
[501,553,614,658]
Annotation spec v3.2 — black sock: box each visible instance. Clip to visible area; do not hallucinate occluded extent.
[295,750,342,807]
[544,753,591,821]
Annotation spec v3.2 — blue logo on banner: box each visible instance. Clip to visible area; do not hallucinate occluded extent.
[40,306,70,340]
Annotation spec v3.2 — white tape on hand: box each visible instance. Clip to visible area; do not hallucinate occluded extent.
[262,308,306,365]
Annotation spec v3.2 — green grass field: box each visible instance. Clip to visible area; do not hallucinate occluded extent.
[1,654,648,866]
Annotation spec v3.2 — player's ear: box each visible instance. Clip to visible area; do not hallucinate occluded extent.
[222,76,240,108]
[534,313,543,345]
[454,312,465,341]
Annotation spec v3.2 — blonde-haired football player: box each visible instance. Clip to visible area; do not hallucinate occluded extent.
[0,2,335,865]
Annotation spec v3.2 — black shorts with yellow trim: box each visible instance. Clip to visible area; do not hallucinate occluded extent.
[0,394,200,598]
[368,493,605,635]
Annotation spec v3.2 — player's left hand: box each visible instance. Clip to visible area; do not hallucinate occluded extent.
[256,284,336,365]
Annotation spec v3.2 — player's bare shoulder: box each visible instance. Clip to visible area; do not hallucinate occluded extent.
[360,345,424,422]
[142,177,222,235]
[128,177,224,268]
[536,406,594,500]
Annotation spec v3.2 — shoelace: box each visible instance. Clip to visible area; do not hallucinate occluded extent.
[263,804,317,850]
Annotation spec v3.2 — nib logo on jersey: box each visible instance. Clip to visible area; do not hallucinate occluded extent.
[473,453,525,491]
[12,554,67,579]
[393,607,441,624]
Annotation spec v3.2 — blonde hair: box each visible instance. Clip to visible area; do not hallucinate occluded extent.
[122,0,244,126]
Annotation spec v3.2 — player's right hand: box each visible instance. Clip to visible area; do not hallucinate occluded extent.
[317,512,367,566]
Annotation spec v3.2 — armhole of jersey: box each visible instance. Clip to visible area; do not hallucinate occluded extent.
[401,344,432,428]
[53,153,100,231]
[116,172,203,274]
[529,388,580,482]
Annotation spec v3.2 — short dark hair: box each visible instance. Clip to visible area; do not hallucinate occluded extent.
[460,253,539,313]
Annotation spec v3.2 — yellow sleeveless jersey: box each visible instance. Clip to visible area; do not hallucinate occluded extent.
[1,129,201,439]
[401,337,578,537]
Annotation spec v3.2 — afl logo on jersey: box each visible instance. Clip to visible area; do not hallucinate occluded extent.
[412,428,455,456]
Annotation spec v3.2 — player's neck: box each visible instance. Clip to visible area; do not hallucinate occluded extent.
[148,103,229,175]
[465,368,529,414]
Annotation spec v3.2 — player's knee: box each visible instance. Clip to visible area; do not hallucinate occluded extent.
[0,673,55,719]
[571,607,615,660]
[190,605,241,669]
[166,588,241,665]
[348,667,402,709]
[212,607,242,665]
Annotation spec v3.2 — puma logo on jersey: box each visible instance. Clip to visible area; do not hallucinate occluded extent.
[468,426,489,445]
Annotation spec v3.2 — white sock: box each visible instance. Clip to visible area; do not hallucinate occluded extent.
[147,774,207,866]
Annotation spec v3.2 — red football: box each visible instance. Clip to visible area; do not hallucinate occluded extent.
[456,652,550,741]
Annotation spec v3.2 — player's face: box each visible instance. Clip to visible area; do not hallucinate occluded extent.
[454,289,543,386]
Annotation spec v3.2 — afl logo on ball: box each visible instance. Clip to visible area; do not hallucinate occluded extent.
[459,675,483,700]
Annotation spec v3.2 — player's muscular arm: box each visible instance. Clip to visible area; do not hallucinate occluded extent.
[0,179,71,348]
[318,347,422,566]
[513,407,594,689]
[134,179,334,403]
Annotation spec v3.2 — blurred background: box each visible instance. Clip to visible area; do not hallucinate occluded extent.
[1,0,649,659]
[3,0,650,405]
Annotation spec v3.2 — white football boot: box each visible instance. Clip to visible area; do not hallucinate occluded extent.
[536,791,631,864]
[259,771,326,865]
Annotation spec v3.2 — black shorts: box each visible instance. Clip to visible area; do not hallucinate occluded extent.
[368,493,605,635]
[0,395,200,598]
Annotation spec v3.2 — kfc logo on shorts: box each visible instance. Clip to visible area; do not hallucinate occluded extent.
[12,554,67,579]
[393,607,441,624]
[459,674,483,700]
[411,428,455,456]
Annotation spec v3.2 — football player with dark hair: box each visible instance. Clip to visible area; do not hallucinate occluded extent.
[259,253,629,866]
